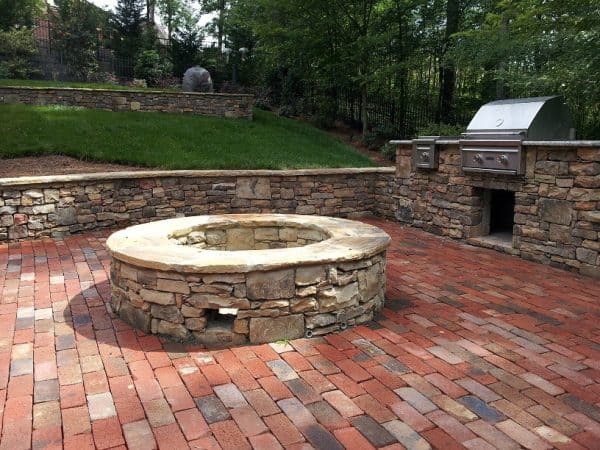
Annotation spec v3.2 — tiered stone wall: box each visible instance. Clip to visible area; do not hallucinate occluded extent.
[0,168,395,242]
[392,141,600,277]
[0,86,253,119]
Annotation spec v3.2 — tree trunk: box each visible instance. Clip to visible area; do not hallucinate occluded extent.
[496,15,509,99]
[361,84,368,136]
[167,6,172,45]
[146,0,155,25]
[217,0,225,53]
[437,0,460,124]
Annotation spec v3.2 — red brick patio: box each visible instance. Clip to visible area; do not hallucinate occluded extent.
[1,219,599,449]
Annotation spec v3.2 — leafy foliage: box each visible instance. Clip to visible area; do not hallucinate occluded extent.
[223,0,599,138]
[113,0,145,60]
[134,49,173,86]
[0,27,38,79]
[0,0,42,31]
[51,0,102,80]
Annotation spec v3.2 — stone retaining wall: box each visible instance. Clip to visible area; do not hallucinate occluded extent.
[392,141,600,278]
[0,168,395,243]
[0,86,253,119]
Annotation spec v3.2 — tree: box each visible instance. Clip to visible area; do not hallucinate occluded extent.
[113,0,145,60]
[157,0,194,45]
[51,0,101,80]
[0,0,42,30]
[171,20,203,76]
[451,0,600,137]
[146,0,156,24]
[199,0,230,53]
[437,0,460,123]
[0,27,38,78]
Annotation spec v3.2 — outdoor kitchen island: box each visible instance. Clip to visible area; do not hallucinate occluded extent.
[391,138,600,278]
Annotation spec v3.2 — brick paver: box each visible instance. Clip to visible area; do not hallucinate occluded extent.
[1,219,600,449]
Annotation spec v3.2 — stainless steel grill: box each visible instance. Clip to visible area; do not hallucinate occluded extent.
[459,96,574,175]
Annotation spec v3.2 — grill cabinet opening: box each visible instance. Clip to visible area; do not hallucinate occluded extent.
[476,189,515,247]
[490,190,515,235]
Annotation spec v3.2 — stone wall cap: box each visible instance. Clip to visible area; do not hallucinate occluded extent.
[106,213,391,273]
[0,85,254,98]
[0,167,395,187]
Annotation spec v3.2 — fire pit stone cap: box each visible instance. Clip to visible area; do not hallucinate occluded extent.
[106,214,391,273]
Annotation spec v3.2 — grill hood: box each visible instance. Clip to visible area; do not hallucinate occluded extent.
[465,96,574,140]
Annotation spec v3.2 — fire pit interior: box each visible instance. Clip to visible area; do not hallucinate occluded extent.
[107,214,391,346]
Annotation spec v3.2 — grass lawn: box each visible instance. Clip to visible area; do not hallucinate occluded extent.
[0,78,173,91]
[0,104,374,170]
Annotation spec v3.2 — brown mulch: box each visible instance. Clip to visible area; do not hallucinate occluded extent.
[0,155,145,178]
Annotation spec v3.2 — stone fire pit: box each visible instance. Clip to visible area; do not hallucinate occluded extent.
[106,214,390,345]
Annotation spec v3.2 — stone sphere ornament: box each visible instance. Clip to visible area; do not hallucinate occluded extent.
[107,214,390,346]
[182,66,213,93]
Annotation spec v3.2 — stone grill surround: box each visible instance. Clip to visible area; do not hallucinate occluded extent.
[390,141,600,278]
[107,214,390,344]
[0,86,253,119]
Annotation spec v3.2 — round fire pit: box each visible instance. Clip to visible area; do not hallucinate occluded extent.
[106,214,391,345]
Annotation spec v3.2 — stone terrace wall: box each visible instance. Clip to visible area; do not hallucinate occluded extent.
[0,86,253,119]
[0,168,395,243]
[392,141,600,278]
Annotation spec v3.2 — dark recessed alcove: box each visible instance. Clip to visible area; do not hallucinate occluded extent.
[490,189,516,235]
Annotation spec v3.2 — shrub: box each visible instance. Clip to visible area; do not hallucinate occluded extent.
[0,27,38,79]
[380,142,396,161]
[134,50,173,87]
[362,124,396,150]
[416,122,464,138]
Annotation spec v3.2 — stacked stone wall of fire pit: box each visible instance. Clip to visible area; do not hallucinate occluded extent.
[110,255,386,345]
[106,215,390,345]
[0,86,253,119]
[392,142,600,277]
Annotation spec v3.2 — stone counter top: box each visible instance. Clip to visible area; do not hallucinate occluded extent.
[0,167,396,187]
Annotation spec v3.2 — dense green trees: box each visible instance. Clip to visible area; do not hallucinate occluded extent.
[220,0,598,138]
[51,0,106,80]
[0,0,43,30]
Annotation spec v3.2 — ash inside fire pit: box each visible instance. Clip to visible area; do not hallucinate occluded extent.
[107,214,391,346]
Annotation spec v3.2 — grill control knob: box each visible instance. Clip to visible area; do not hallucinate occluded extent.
[498,154,509,165]
[420,152,430,162]
[472,154,483,164]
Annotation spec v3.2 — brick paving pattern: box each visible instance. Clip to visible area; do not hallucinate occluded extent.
[1,219,599,449]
